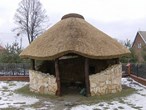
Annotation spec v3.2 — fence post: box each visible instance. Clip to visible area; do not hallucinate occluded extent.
[126,63,131,76]
[23,64,26,76]
[136,64,138,77]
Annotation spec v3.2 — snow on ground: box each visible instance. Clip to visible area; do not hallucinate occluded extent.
[71,78,146,110]
[0,81,39,109]
[0,78,146,110]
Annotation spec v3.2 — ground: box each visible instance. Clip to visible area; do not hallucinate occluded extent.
[0,77,146,110]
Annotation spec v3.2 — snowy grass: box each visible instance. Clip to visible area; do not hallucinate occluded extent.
[15,84,57,99]
[71,77,146,110]
[0,81,39,109]
[75,86,135,104]
[15,83,135,105]
[0,77,146,110]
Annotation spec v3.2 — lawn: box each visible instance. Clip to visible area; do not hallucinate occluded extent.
[0,77,146,110]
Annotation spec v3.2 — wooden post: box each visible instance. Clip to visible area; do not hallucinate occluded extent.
[126,63,131,76]
[55,59,61,96]
[30,59,35,70]
[85,58,91,96]
[116,58,120,64]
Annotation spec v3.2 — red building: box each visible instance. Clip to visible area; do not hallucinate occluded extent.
[132,31,146,62]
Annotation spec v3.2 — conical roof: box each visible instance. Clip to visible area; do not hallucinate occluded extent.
[20,13,130,60]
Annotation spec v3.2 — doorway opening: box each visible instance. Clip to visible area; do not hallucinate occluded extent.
[59,55,86,96]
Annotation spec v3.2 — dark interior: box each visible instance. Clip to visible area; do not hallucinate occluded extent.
[36,54,119,95]
[36,60,55,76]
[59,56,86,95]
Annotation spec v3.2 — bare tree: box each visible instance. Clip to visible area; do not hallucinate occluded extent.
[14,0,49,70]
[14,0,49,44]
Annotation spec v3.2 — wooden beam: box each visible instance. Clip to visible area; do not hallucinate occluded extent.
[85,58,91,96]
[116,58,120,64]
[55,59,61,96]
[30,59,35,70]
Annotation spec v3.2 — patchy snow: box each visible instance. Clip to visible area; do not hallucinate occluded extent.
[0,81,39,109]
[71,101,135,110]
[0,77,146,109]
[0,81,27,91]
[71,77,146,110]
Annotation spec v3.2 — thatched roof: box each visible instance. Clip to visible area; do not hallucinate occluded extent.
[20,13,130,60]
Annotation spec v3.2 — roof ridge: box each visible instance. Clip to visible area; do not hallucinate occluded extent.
[138,31,146,44]
[138,31,146,33]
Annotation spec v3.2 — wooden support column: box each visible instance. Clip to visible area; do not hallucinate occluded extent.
[30,59,35,70]
[55,59,61,96]
[85,58,91,96]
[116,58,120,64]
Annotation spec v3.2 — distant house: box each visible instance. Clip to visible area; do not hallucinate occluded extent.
[132,31,146,62]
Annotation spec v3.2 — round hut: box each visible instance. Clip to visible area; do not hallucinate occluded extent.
[20,13,130,96]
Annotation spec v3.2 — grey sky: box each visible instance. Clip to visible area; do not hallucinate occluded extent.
[0,0,146,47]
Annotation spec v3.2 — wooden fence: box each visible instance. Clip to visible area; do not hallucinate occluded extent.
[0,63,30,81]
[0,63,30,76]
[126,63,146,86]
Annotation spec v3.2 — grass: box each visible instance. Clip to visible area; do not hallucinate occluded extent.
[93,108,101,110]
[15,84,57,99]
[8,92,13,96]
[118,106,124,109]
[132,106,143,110]
[2,86,8,90]
[0,108,19,110]
[78,86,136,104]
[30,101,46,108]
[107,102,114,105]
[8,83,16,87]
[15,84,136,105]
[126,102,143,110]
[118,99,125,104]
[103,107,110,110]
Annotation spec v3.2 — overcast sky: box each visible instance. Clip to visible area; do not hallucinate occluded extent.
[0,0,146,47]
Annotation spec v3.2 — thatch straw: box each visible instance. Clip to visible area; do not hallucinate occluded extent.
[20,13,130,60]
[61,13,84,20]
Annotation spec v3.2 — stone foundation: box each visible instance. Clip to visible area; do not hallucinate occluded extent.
[29,70,57,95]
[29,64,122,96]
[89,64,122,96]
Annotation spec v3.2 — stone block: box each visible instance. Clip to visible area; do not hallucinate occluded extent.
[99,82,105,87]
[111,89,117,93]
[89,64,122,96]
[99,77,106,82]
[39,86,45,94]
[29,70,57,95]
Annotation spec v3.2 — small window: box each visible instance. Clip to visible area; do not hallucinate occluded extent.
[138,43,141,48]
[89,66,96,74]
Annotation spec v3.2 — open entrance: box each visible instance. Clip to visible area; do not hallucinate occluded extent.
[59,55,86,96]
[35,57,119,96]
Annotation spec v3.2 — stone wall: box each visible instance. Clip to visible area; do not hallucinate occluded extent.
[29,70,57,95]
[89,64,122,96]
[29,64,122,96]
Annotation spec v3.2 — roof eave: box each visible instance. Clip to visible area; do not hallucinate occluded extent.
[20,51,131,61]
